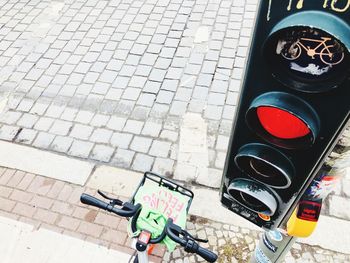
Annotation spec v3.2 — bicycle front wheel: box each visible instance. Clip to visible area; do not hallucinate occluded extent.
[320,46,344,66]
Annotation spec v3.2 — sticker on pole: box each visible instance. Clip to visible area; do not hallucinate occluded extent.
[254,247,272,263]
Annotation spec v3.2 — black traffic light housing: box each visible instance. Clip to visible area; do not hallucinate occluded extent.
[220,2,350,229]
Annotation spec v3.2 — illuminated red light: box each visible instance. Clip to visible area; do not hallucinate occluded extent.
[257,106,310,139]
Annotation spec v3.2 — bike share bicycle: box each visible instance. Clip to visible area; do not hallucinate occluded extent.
[80,171,218,263]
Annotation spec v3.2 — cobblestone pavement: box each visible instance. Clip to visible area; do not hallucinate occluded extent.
[1,166,350,263]
[0,0,257,188]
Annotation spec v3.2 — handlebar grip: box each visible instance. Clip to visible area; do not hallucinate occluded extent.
[197,246,218,263]
[80,193,110,211]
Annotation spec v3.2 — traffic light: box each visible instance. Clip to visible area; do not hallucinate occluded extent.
[220,2,350,229]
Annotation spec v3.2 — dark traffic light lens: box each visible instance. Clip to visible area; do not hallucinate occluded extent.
[257,106,310,139]
[246,92,320,149]
[264,12,350,93]
[227,178,277,216]
[235,143,295,189]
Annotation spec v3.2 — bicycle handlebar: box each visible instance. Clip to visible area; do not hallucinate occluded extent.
[166,218,218,262]
[80,193,141,218]
[80,193,217,262]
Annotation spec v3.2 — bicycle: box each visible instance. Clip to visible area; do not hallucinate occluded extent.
[281,36,344,66]
[80,172,218,263]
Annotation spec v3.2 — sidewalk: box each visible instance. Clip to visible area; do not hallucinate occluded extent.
[0,144,350,263]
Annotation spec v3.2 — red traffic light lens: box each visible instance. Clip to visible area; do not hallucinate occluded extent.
[257,106,310,139]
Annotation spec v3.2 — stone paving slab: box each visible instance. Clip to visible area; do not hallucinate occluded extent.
[0,140,94,185]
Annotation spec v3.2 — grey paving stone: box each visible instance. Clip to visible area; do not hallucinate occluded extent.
[17,113,39,128]
[184,64,201,75]
[150,103,169,118]
[112,76,130,89]
[129,76,147,88]
[211,80,229,93]
[30,101,50,115]
[161,79,179,92]
[136,93,156,107]
[90,144,115,162]
[0,111,22,125]
[50,136,74,153]
[84,72,100,84]
[130,136,152,153]
[106,59,123,71]
[125,54,141,66]
[114,100,135,116]
[156,90,174,104]
[111,148,135,168]
[49,120,73,136]
[149,140,171,158]
[34,117,55,132]
[15,128,37,144]
[329,195,350,220]
[216,135,229,151]
[45,104,66,118]
[208,92,226,106]
[61,108,79,122]
[159,130,178,142]
[122,87,141,100]
[17,98,35,112]
[222,105,236,120]
[215,151,227,169]
[204,105,223,120]
[70,124,94,140]
[109,131,132,148]
[154,57,172,69]
[169,101,187,116]
[0,125,20,141]
[106,116,127,131]
[131,106,151,121]
[135,64,152,77]
[90,114,110,127]
[105,88,123,101]
[143,81,161,94]
[196,73,213,87]
[174,88,192,102]
[142,121,162,137]
[149,68,167,82]
[68,139,94,158]
[75,110,95,124]
[123,120,144,134]
[90,128,113,143]
[152,157,174,176]
[192,86,208,100]
[132,153,154,172]
[32,132,55,148]
[99,70,118,83]
[119,65,136,77]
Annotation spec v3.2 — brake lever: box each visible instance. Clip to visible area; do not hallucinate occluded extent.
[97,190,123,206]
[181,229,208,243]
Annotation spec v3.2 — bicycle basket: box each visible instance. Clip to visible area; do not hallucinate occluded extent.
[128,171,194,251]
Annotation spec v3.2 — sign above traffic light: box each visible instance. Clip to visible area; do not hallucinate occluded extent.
[220,1,350,229]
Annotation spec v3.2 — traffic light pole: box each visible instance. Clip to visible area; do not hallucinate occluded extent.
[250,229,297,263]
[250,125,350,263]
